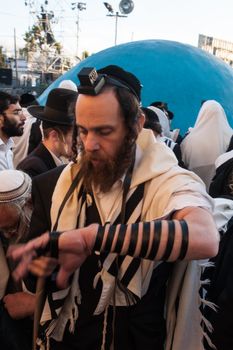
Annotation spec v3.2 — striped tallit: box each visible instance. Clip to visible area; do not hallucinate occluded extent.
[37,129,214,350]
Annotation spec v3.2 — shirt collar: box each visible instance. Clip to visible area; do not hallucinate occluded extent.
[0,137,14,149]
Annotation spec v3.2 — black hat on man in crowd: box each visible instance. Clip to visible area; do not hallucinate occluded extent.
[97,65,142,102]
[28,88,78,126]
[77,65,142,102]
[20,93,39,108]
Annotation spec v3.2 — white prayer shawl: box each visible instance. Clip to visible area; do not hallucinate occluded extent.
[181,100,233,190]
[39,129,214,350]
[213,197,233,233]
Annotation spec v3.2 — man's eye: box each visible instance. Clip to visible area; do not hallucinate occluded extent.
[79,129,87,135]
[98,130,112,136]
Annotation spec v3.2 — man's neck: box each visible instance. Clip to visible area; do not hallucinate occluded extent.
[0,131,9,144]
[42,139,60,158]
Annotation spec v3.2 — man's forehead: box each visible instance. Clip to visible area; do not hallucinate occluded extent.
[0,206,19,231]
[76,90,120,115]
[7,102,21,110]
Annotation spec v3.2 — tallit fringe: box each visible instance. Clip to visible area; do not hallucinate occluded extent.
[200,278,210,286]
[199,261,215,268]
[197,260,217,350]
[201,315,214,333]
[203,331,217,350]
[200,298,218,312]
[69,303,79,333]
[101,304,109,350]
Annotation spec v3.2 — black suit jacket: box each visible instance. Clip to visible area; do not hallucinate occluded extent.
[17,143,57,178]
[28,165,65,239]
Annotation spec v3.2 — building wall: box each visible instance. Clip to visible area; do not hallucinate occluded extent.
[198,34,233,67]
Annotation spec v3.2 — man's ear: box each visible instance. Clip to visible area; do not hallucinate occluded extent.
[0,114,4,128]
[137,112,145,132]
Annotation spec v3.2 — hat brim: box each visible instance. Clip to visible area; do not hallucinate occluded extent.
[27,105,74,126]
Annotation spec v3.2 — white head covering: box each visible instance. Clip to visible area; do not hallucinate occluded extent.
[58,80,77,92]
[148,106,171,137]
[215,149,233,170]
[180,100,233,189]
[0,170,31,203]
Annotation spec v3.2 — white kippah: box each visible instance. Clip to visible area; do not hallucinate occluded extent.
[0,170,31,203]
[58,80,78,92]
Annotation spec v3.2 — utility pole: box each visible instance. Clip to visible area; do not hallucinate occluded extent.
[71,2,86,58]
[103,2,127,46]
[14,28,18,87]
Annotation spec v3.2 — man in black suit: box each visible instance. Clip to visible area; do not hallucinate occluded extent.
[17,88,77,178]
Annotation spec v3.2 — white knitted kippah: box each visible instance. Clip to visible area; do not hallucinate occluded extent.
[0,170,31,203]
[58,80,78,92]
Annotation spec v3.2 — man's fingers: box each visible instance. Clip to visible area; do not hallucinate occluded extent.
[56,268,71,289]
[11,253,34,281]
[7,232,50,261]
[29,257,58,277]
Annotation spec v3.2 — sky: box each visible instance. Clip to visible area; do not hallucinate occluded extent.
[0,0,233,58]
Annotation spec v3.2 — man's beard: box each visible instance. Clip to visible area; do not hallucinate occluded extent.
[2,116,24,137]
[78,137,135,193]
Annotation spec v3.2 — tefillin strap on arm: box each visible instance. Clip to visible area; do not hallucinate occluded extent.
[35,171,84,259]
[93,219,189,261]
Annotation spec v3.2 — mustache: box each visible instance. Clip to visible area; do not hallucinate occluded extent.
[83,152,102,162]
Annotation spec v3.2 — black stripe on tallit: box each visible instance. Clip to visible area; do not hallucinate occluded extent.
[114,182,145,225]
[120,257,141,286]
[106,182,145,279]
[51,296,69,314]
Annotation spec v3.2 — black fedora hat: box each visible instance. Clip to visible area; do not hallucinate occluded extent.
[28,88,78,126]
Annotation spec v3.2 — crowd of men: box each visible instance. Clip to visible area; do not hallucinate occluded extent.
[0,65,233,350]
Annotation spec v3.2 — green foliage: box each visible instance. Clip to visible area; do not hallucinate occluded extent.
[22,18,62,55]
[0,46,7,68]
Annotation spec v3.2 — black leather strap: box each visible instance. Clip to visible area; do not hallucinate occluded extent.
[49,231,62,258]
[140,222,150,257]
[114,224,127,253]
[104,225,117,251]
[128,223,139,256]
[178,220,189,260]
[160,220,175,260]
[93,225,105,251]
[147,220,161,260]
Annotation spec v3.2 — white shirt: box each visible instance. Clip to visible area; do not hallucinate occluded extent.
[0,137,15,170]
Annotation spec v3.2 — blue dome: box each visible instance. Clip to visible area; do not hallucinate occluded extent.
[38,39,233,135]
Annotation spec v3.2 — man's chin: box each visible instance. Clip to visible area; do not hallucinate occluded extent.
[91,159,103,168]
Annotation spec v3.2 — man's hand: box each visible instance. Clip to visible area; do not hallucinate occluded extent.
[8,224,98,289]
[3,292,35,319]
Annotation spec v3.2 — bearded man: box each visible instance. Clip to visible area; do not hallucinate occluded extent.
[0,91,26,170]
[12,65,219,350]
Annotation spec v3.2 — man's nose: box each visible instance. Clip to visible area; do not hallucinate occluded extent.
[84,133,100,152]
[20,112,26,122]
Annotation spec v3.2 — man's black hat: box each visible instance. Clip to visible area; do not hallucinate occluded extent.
[28,88,78,126]
[77,65,142,102]
[97,65,142,101]
[20,93,39,107]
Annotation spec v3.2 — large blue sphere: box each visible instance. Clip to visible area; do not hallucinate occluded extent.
[38,40,233,135]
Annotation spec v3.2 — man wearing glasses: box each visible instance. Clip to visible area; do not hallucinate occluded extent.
[0,91,26,170]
